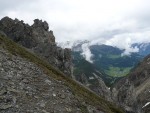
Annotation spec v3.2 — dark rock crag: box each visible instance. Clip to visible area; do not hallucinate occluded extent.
[112,55,150,113]
[76,72,112,102]
[0,17,73,77]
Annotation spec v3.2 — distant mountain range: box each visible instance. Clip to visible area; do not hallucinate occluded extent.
[132,42,150,56]
[59,40,150,86]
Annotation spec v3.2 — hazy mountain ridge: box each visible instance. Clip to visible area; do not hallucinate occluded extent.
[132,42,150,56]
[59,40,150,57]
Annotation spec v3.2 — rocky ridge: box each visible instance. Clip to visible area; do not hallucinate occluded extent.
[112,55,150,113]
[75,71,111,102]
[0,17,72,77]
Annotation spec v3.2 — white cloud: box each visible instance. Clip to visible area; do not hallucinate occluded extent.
[0,0,150,47]
[81,43,93,63]
[104,31,150,55]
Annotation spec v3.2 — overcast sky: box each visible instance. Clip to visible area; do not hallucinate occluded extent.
[1,0,150,49]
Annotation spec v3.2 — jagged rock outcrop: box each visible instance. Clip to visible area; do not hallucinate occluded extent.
[112,55,150,113]
[89,74,112,102]
[0,16,72,77]
[75,72,111,102]
[76,73,89,86]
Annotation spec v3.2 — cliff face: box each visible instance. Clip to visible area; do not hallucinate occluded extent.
[75,72,111,102]
[0,17,72,77]
[112,55,150,113]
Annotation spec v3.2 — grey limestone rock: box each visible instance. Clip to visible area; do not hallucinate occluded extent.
[112,55,150,113]
[32,19,49,31]
[0,16,72,77]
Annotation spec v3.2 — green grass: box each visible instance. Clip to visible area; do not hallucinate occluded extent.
[0,34,124,113]
[105,66,132,77]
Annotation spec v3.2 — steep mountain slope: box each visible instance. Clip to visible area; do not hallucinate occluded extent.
[0,32,124,113]
[112,54,150,113]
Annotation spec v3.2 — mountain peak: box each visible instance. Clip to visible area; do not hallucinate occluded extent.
[32,19,49,31]
[0,17,72,76]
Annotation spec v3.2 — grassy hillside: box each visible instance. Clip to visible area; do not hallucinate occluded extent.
[105,66,133,77]
[0,34,124,113]
[90,45,143,77]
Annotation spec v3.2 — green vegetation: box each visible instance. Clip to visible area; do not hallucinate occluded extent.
[105,66,132,77]
[80,105,88,113]
[73,52,121,87]
[93,53,141,77]
[0,34,124,113]
[73,44,142,87]
[107,54,121,59]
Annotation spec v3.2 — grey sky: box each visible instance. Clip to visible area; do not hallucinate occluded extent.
[0,0,150,47]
